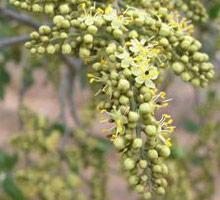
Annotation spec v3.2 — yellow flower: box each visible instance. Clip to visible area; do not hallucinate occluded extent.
[133,66,159,88]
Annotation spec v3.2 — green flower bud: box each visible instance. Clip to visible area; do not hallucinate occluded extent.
[47,45,56,54]
[128,111,139,122]
[45,3,54,14]
[106,43,117,54]
[153,165,162,173]
[161,164,168,175]
[79,48,91,58]
[148,149,158,159]
[156,187,165,195]
[62,44,72,54]
[139,103,154,114]
[83,34,93,43]
[144,125,157,136]
[87,25,98,35]
[181,72,192,82]
[133,138,143,149]
[191,78,200,87]
[159,38,169,46]
[143,192,152,199]
[119,95,130,105]
[128,175,139,185]
[113,29,123,39]
[139,160,148,169]
[124,158,135,170]
[59,4,70,14]
[159,145,170,158]
[159,24,171,37]
[118,79,130,91]
[180,40,191,49]
[32,4,42,12]
[113,137,125,150]
[135,184,144,193]
[172,62,185,74]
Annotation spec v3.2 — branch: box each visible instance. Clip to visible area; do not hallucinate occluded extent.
[0,7,40,29]
[0,34,30,49]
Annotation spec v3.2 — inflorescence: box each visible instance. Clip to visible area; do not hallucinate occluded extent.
[9,0,214,198]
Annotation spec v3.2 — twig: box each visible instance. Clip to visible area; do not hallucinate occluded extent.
[67,68,81,126]
[0,7,40,29]
[0,34,30,49]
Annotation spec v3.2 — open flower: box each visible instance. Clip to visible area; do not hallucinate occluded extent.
[116,49,134,68]
[133,66,159,88]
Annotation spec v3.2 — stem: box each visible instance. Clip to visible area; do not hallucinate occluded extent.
[0,7,40,29]
[0,35,30,49]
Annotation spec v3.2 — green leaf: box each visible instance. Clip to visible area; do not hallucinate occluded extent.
[2,175,25,200]
[183,119,200,133]
[209,3,220,19]
[0,150,17,172]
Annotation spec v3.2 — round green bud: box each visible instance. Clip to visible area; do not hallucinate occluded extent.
[159,145,170,158]
[159,24,171,37]
[143,192,152,199]
[47,45,56,54]
[139,160,148,169]
[113,137,125,150]
[128,111,139,122]
[139,103,154,114]
[128,175,139,185]
[123,158,135,170]
[83,34,93,43]
[87,25,98,35]
[59,4,70,14]
[129,30,138,38]
[113,29,123,39]
[180,40,191,49]
[37,46,45,54]
[152,165,162,173]
[159,38,169,46]
[118,79,130,91]
[148,149,158,160]
[172,62,185,74]
[156,187,165,195]
[132,138,143,149]
[119,95,129,105]
[32,4,42,12]
[39,25,51,34]
[45,3,54,14]
[161,164,168,175]
[62,44,72,54]
[53,15,64,26]
[135,184,144,193]
[180,55,189,63]
[181,72,192,82]
[191,78,200,87]
[144,125,157,136]
[79,48,91,58]
[106,43,117,54]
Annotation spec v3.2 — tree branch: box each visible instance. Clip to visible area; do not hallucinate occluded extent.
[0,34,30,49]
[0,7,40,29]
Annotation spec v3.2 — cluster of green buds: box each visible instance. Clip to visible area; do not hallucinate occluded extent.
[10,0,214,198]
[11,108,109,200]
[174,0,208,23]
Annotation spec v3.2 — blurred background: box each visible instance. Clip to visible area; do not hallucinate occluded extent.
[0,1,220,200]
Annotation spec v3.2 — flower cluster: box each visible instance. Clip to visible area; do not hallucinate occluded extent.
[11,108,108,200]
[10,0,214,198]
